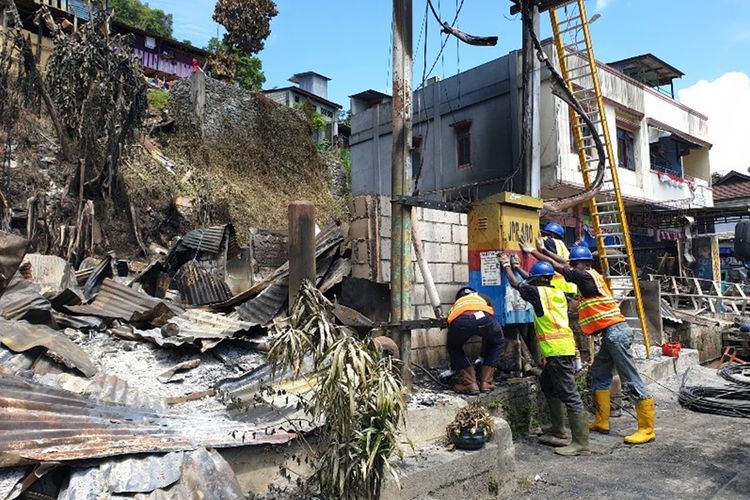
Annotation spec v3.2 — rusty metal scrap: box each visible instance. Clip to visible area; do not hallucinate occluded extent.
[82,255,113,300]
[0,373,297,464]
[0,345,40,376]
[0,318,96,377]
[0,232,28,294]
[0,277,52,323]
[175,260,232,306]
[19,253,77,296]
[158,359,202,384]
[181,225,241,257]
[58,448,244,500]
[65,278,182,323]
[113,309,259,351]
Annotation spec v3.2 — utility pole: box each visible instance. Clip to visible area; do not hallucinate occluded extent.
[521,2,541,198]
[391,0,413,389]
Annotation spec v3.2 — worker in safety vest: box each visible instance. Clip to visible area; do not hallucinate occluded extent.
[520,236,656,445]
[446,287,505,395]
[541,222,578,298]
[500,255,590,456]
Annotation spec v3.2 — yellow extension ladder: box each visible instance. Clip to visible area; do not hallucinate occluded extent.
[548,0,652,356]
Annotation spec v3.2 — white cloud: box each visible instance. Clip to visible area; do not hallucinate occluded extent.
[595,0,611,12]
[678,72,750,172]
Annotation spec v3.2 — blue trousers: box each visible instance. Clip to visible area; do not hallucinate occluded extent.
[590,322,650,401]
[446,312,504,370]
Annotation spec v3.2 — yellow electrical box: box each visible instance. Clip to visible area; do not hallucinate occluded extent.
[468,192,543,253]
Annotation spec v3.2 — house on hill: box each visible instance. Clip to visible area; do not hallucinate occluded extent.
[263,72,342,145]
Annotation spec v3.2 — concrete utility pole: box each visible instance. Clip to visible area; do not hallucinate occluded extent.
[521,3,541,198]
[391,0,414,389]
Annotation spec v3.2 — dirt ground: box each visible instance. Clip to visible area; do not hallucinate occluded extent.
[512,367,750,499]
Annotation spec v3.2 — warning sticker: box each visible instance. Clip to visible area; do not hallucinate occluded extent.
[480,251,501,286]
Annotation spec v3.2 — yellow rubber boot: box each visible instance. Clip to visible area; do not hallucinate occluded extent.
[589,389,611,434]
[624,397,656,444]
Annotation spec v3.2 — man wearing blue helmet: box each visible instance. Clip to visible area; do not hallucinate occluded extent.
[520,235,656,446]
[500,254,589,456]
[446,286,505,395]
[541,222,578,298]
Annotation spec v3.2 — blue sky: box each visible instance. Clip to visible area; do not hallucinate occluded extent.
[148,0,750,170]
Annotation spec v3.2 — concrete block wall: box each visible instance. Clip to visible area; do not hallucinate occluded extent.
[349,195,470,368]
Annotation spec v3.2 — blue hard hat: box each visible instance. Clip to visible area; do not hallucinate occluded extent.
[542,222,565,239]
[529,261,555,278]
[455,286,476,301]
[569,245,594,262]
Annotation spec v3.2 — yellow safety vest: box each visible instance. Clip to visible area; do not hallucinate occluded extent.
[533,286,577,358]
[447,293,494,324]
[549,239,578,296]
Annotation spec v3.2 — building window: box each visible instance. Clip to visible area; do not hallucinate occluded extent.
[617,128,636,171]
[452,121,471,168]
[294,95,300,103]
[411,136,423,178]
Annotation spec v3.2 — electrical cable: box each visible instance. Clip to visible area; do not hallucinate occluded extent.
[520,2,606,212]
[718,363,750,386]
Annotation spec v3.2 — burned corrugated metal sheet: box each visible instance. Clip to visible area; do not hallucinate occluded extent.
[0,319,96,377]
[58,448,244,500]
[0,373,297,464]
[113,310,258,351]
[82,255,113,300]
[235,280,288,325]
[661,299,683,324]
[181,225,241,258]
[51,312,105,331]
[175,261,232,306]
[0,277,53,323]
[318,257,351,293]
[35,372,166,412]
[20,254,77,296]
[0,467,25,500]
[65,279,182,323]
[0,345,41,376]
[0,232,28,295]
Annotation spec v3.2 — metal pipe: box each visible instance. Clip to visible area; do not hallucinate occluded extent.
[411,208,443,318]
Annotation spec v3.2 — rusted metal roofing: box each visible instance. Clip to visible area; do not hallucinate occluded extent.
[82,255,113,299]
[35,372,166,412]
[181,224,241,258]
[115,310,259,351]
[20,253,76,296]
[235,280,288,326]
[175,261,232,306]
[0,318,96,377]
[0,231,28,294]
[65,279,182,323]
[660,299,683,324]
[58,448,244,500]
[0,373,297,465]
[0,278,52,323]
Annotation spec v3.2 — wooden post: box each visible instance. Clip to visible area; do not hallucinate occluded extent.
[288,201,316,311]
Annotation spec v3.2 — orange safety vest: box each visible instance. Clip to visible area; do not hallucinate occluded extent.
[447,293,494,324]
[577,269,626,335]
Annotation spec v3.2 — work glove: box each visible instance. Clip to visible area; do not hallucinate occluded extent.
[517,234,534,254]
[498,254,511,268]
[511,254,521,268]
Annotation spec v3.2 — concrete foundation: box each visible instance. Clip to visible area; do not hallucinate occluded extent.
[634,347,700,384]
[382,418,515,500]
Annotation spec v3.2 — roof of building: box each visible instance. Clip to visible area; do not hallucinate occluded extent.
[712,171,750,201]
[263,86,342,109]
[289,71,331,83]
[350,89,391,104]
[607,53,684,87]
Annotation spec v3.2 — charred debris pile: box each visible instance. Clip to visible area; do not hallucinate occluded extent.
[0,220,354,497]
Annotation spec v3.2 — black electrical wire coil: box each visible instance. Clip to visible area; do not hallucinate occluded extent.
[718,363,750,386]
[678,384,750,419]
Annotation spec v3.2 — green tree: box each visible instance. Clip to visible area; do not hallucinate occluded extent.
[205,37,265,91]
[213,0,277,54]
[109,0,173,38]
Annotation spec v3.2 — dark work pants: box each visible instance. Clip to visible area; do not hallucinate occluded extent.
[539,356,585,412]
[446,313,504,370]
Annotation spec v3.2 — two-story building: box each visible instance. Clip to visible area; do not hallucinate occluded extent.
[10,0,208,81]
[263,72,342,145]
[350,46,713,232]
